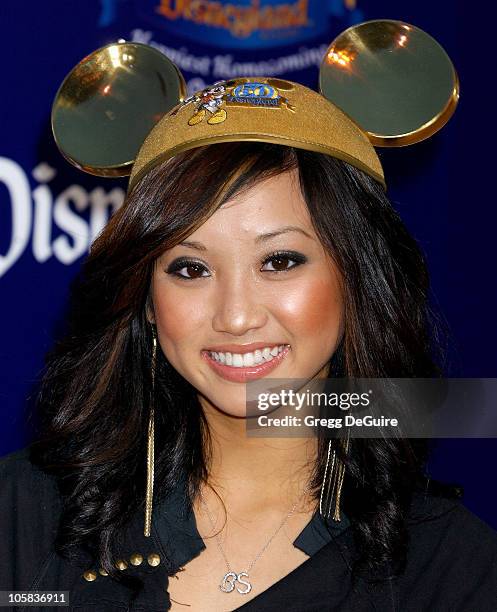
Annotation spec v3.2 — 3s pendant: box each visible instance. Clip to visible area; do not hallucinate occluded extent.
[220,571,252,594]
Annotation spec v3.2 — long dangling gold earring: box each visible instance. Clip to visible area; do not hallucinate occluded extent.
[319,432,350,521]
[144,324,157,537]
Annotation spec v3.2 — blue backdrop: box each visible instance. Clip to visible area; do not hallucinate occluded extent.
[1,0,496,528]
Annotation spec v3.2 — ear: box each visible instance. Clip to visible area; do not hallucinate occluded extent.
[147,310,156,325]
[145,292,156,325]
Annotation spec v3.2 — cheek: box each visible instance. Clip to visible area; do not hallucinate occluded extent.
[276,275,343,338]
[151,282,205,352]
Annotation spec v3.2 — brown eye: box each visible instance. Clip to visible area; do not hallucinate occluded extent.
[261,251,307,273]
[167,260,209,280]
[182,264,205,279]
[266,256,291,271]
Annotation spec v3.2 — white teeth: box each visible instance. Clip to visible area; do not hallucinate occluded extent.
[243,352,255,367]
[207,345,289,367]
[232,353,243,367]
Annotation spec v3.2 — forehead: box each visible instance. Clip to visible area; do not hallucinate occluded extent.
[192,169,312,239]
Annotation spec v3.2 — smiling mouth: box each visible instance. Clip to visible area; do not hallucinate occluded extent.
[201,345,291,382]
[206,344,289,367]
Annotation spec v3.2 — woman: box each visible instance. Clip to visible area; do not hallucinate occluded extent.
[2,138,497,611]
[2,39,497,607]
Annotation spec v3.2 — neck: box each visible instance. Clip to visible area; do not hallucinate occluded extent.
[197,394,319,513]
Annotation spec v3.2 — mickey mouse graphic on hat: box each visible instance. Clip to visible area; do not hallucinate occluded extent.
[183,82,228,125]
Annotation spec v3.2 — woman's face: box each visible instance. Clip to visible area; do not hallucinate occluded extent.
[150,168,344,417]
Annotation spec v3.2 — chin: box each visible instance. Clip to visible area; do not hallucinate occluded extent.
[199,392,249,418]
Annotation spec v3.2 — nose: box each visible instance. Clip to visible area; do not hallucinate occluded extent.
[211,274,268,336]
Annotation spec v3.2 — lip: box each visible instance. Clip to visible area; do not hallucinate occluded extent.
[203,342,288,354]
[201,345,291,382]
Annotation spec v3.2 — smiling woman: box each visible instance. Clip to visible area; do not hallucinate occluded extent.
[1,23,497,611]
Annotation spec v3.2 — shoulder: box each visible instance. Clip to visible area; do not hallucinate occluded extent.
[0,445,62,512]
[1,444,48,476]
[0,446,63,589]
[408,488,497,549]
[398,490,497,610]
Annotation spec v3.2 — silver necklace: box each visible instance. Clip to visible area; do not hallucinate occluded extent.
[198,484,311,595]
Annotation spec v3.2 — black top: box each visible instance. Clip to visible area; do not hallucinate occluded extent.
[1,446,497,611]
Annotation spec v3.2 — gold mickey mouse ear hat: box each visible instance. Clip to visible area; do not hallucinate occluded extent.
[52,19,459,194]
[51,19,459,537]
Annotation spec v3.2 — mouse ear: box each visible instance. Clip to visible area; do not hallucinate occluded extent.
[51,41,186,176]
[319,19,459,146]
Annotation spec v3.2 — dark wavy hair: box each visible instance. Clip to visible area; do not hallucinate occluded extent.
[30,142,460,593]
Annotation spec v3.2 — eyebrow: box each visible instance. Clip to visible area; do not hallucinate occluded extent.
[178,226,314,251]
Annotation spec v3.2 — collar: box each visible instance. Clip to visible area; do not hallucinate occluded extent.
[72,471,351,609]
[152,470,351,572]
